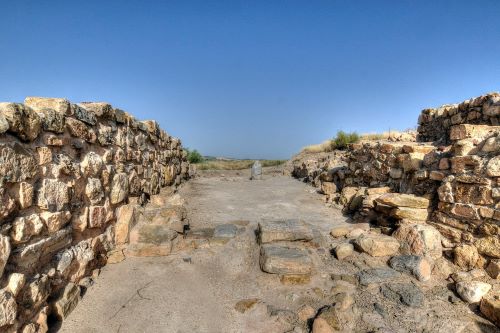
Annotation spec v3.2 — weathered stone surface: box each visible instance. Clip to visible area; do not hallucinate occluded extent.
[480,294,500,327]
[456,281,491,303]
[11,214,44,243]
[0,102,41,141]
[17,182,34,209]
[260,245,312,275]
[312,297,355,333]
[486,259,500,279]
[0,191,16,222]
[37,179,70,211]
[79,102,114,119]
[88,205,107,228]
[36,108,65,133]
[40,211,71,233]
[0,290,17,327]
[66,117,96,142]
[389,255,431,282]
[486,156,500,177]
[250,161,262,180]
[357,267,400,286]
[115,204,138,245]
[475,236,500,258]
[375,193,429,209]
[335,243,354,260]
[354,233,400,257]
[85,178,104,204]
[454,244,480,270]
[25,97,70,114]
[393,224,442,259]
[389,207,429,221]
[330,223,370,238]
[258,220,313,244]
[214,223,239,238]
[6,273,26,296]
[0,144,38,184]
[0,234,11,278]
[80,152,103,176]
[380,282,424,307]
[53,283,80,320]
[110,172,129,204]
[0,113,8,133]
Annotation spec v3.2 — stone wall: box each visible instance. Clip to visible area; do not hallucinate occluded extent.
[0,97,189,332]
[417,92,500,143]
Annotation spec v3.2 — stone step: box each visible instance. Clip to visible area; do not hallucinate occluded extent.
[259,244,313,276]
[258,219,313,244]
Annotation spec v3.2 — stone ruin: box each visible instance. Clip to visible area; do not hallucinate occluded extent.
[288,92,500,326]
[0,97,190,332]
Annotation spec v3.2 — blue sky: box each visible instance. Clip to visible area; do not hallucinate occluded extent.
[1,1,499,159]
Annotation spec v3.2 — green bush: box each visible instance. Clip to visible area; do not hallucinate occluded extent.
[186,149,204,164]
[333,131,359,150]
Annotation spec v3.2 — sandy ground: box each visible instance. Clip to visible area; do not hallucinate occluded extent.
[58,168,350,333]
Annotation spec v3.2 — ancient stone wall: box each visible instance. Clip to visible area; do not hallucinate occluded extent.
[0,97,189,331]
[417,92,500,143]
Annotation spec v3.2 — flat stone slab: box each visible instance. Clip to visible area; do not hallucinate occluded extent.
[258,219,313,244]
[357,268,400,286]
[213,224,239,238]
[259,244,313,275]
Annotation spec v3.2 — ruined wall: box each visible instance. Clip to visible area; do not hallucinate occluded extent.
[417,92,500,143]
[0,97,189,332]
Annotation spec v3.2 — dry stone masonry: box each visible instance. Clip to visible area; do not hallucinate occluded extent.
[289,92,500,327]
[0,97,189,331]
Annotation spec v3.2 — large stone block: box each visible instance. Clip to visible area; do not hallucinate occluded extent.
[110,172,129,204]
[52,283,80,320]
[0,102,41,141]
[115,204,138,245]
[375,193,429,209]
[258,219,313,244]
[354,233,400,257]
[80,152,103,177]
[37,179,71,211]
[36,108,66,133]
[393,224,442,259]
[40,211,71,233]
[0,234,11,278]
[259,245,312,275]
[25,97,70,114]
[66,117,96,142]
[475,236,500,258]
[11,214,44,244]
[0,144,38,183]
[487,156,500,177]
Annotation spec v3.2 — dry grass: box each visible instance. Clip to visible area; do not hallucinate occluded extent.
[360,129,416,141]
[301,140,335,153]
[197,159,286,170]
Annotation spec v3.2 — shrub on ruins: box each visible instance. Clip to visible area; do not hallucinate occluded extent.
[186,149,204,163]
[333,131,359,150]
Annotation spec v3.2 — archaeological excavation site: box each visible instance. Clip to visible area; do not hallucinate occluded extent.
[0,93,499,333]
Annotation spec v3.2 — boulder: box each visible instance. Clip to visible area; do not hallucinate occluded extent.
[258,220,313,244]
[0,102,41,141]
[475,236,500,258]
[335,243,354,260]
[354,233,400,257]
[52,283,80,320]
[486,259,500,279]
[454,244,480,270]
[389,255,431,282]
[6,273,25,296]
[375,193,429,209]
[393,224,442,259]
[259,245,312,275]
[456,281,491,303]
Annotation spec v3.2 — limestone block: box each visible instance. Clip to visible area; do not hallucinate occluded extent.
[258,220,313,243]
[85,178,104,204]
[40,211,71,233]
[24,97,70,114]
[375,193,429,209]
[115,204,138,245]
[0,234,11,278]
[480,294,500,326]
[259,245,312,275]
[36,108,65,133]
[0,290,17,327]
[17,182,34,209]
[110,172,129,204]
[6,273,25,296]
[335,243,354,260]
[88,205,107,228]
[79,102,114,119]
[393,224,442,259]
[486,259,500,279]
[354,233,400,257]
[456,281,491,303]
[11,214,44,243]
[37,179,70,211]
[454,244,480,270]
[53,283,80,320]
[0,102,41,141]
[487,156,500,177]
[80,152,103,177]
[66,117,96,143]
[475,236,500,258]
[0,144,38,183]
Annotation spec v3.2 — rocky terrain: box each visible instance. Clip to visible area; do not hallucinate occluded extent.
[0,93,499,332]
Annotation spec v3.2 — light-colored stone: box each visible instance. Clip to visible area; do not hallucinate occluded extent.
[80,152,103,177]
[486,156,500,177]
[17,182,34,209]
[0,102,41,141]
[0,144,38,183]
[375,193,430,209]
[297,304,315,322]
[40,211,72,233]
[11,214,44,243]
[393,224,442,259]
[0,235,11,280]
[475,236,500,258]
[260,245,312,275]
[354,233,400,257]
[37,179,70,211]
[24,97,70,114]
[456,281,491,303]
[6,273,26,296]
[390,207,428,221]
[335,243,354,260]
[389,255,431,282]
[330,223,370,238]
[258,220,313,244]
[0,290,17,327]
[85,178,104,204]
[110,172,129,204]
[454,244,480,270]
[115,204,138,245]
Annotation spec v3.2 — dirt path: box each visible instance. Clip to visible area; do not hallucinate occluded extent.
[59,169,349,333]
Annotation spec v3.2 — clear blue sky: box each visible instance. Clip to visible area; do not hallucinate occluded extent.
[1,1,499,159]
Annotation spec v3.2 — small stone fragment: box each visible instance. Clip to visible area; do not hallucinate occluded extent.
[234,298,260,313]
